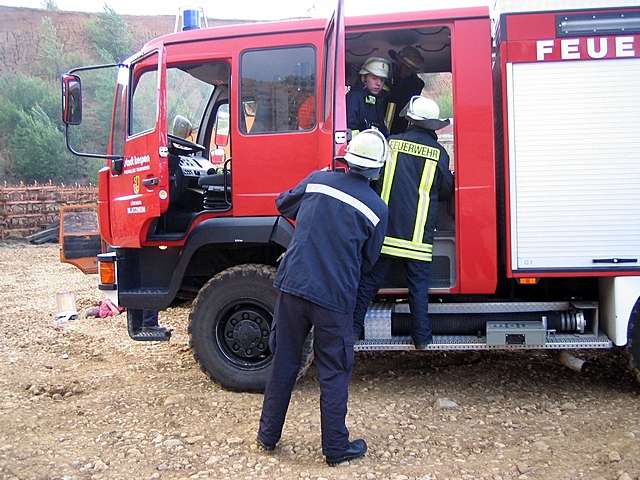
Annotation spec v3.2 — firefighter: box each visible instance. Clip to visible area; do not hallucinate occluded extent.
[257,130,389,466]
[387,46,425,135]
[353,96,453,349]
[172,114,192,139]
[346,57,391,137]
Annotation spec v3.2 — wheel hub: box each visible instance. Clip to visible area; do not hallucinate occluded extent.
[223,308,270,359]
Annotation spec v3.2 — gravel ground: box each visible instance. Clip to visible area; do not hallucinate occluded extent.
[1,243,639,480]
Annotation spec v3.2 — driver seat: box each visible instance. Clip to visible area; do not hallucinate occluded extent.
[199,170,231,210]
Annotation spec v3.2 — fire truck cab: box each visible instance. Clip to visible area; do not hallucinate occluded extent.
[61,0,640,392]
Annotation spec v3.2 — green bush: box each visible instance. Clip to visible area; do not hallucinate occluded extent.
[0,74,59,131]
[9,105,72,182]
[0,7,132,184]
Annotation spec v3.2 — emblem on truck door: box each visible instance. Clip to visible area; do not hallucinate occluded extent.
[133,175,140,194]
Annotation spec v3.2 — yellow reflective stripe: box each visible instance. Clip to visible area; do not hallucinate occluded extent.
[380,148,399,205]
[351,129,360,137]
[411,159,437,243]
[388,140,440,160]
[385,102,396,130]
[383,236,432,252]
[381,245,433,262]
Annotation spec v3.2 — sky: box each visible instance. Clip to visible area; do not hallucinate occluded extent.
[0,0,488,20]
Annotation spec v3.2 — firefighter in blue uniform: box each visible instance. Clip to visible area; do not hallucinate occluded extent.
[387,46,426,135]
[353,96,453,349]
[257,130,390,466]
[346,57,391,137]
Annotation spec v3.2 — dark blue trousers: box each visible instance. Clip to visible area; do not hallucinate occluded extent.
[353,255,432,343]
[258,292,354,457]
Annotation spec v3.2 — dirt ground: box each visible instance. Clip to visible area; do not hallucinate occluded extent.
[0,243,639,480]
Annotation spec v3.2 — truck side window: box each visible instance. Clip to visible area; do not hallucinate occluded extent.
[130,54,159,136]
[240,46,316,134]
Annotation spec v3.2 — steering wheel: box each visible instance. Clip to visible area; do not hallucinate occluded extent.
[167,133,207,155]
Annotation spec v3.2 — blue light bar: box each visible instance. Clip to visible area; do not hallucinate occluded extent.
[183,9,200,31]
[174,7,208,33]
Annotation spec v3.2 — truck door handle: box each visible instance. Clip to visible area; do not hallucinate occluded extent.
[142,177,159,186]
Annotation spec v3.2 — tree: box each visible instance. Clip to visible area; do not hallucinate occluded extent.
[0,7,130,184]
[86,5,133,63]
[37,17,66,81]
[9,106,72,182]
[0,73,59,180]
[42,0,59,10]
[0,73,59,133]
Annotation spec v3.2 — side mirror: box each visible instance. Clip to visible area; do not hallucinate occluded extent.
[61,74,82,125]
[210,147,226,168]
[214,104,230,147]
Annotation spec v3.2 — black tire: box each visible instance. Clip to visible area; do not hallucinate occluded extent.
[628,299,640,385]
[189,264,312,392]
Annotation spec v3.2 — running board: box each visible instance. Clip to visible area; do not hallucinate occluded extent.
[354,332,612,352]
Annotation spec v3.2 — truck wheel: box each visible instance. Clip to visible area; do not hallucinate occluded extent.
[628,300,640,385]
[189,264,312,392]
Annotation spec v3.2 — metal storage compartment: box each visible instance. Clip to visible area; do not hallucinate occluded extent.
[506,58,640,270]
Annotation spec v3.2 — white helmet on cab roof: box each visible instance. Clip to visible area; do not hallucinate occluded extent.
[359,57,391,79]
[344,128,390,179]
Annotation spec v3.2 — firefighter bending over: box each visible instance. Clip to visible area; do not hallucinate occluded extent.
[346,57,391,137]
[353,96,453,349]
[257,130,389,466]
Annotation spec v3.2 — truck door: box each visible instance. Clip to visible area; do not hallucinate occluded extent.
[59,205,101,274]
[321,0,347,165]
[109,48,168,247]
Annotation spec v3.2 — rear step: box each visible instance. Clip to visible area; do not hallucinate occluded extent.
[359,301,612,351]
[129,326,172,342]
[126,310,171,342]
[354,333,612,352]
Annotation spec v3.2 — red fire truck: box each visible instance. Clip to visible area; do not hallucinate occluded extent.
[60,0,640,392]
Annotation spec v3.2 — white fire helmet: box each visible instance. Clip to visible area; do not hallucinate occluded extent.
[401,96,440,121]
[359,57,391,79]
[344,129,390,179]
[400,96,450,131]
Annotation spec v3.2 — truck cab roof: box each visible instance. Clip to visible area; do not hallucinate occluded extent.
[141,6,490,53]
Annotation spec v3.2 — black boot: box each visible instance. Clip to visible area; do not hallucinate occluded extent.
[256,436,276,452]
[326,439,367,466]
[413,335,433,350]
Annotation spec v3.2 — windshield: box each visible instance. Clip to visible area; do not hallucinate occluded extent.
[110,66,128,157]
[167,64,225,140]
[127,60,226,144]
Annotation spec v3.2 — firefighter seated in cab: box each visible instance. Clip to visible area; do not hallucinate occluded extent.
[346,57,391,137]
[387,46,425,135]
[172,114,196,142]
[353,96,453,349]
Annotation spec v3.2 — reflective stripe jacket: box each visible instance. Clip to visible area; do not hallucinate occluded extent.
[275,171,388,314]
[379,127,453,262]
[346,86,389,137]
